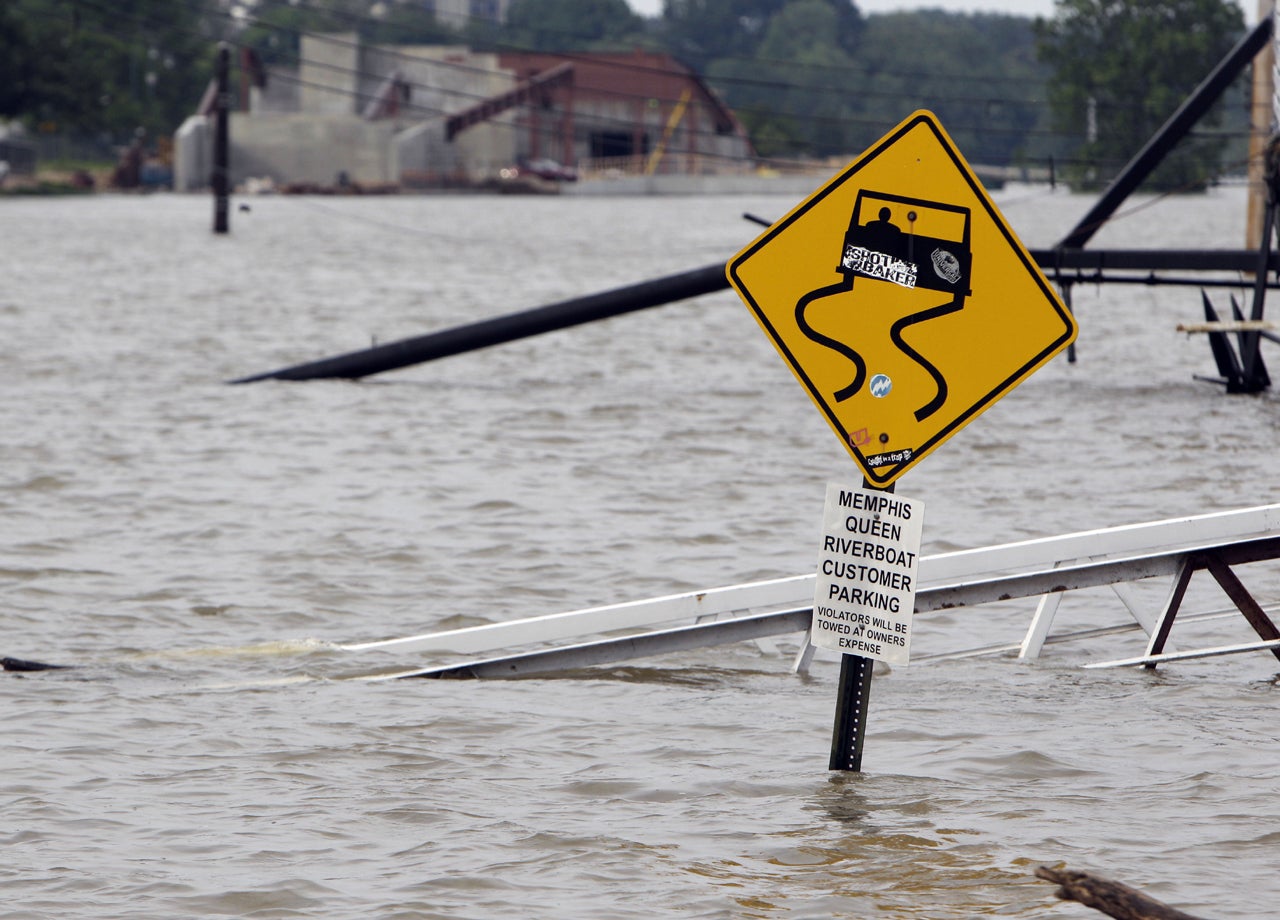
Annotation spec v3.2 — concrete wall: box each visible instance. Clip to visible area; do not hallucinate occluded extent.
[395,119,461,182]
[251,76,299,115]
[173,112,399,190]
[173,38,754,191]
[300,32,360,116]
[230,113,398,186]
[173,114,209,192]
[362,45,519,177]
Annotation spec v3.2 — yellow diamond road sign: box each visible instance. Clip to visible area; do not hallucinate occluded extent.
[727,110,1078,487]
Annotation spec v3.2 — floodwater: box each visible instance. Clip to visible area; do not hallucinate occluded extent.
[2,182,1279,919]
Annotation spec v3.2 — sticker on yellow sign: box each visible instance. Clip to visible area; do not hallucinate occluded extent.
[726,110,1078,486]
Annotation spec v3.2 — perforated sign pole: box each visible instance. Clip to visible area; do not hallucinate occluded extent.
[828,479,890,772]
[829,647,876,771]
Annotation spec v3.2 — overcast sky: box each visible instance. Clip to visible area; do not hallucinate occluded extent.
[852,0,1055,16]
[624,0,1057,18]
[628,0,1255,22]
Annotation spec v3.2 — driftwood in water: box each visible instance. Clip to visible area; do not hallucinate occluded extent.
[1035,866,1210,920]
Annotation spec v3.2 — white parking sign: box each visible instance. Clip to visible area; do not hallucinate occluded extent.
[812,483,923,665]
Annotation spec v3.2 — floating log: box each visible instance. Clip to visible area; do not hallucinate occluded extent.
[1035,866,1210,920]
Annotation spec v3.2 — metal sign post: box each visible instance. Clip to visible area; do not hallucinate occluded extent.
[827,481,888,772]
[829,652,875,771]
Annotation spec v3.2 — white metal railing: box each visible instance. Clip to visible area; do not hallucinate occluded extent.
[342,504,1280,680]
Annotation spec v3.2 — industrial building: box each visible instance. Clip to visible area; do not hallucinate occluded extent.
[174,33,756,192]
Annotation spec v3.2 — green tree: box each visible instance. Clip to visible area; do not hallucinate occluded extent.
[718,0,862,157]
[707,8,1046,165]
[238,3,320,69]
[503,0,646,50]
[756,0,861,58]
[239,0,459,67]
[0,5,37,120]
[660,0,789,74]
[854,12,1051,168]
[4,0,217,142]
[1035,0,1245,191]
[365,3,460,46]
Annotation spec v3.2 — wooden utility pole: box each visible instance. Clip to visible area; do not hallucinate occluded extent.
[1246,1,1276,250]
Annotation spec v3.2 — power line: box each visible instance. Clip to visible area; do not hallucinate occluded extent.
[59,0,1064,121]
[42,0,1053,159]
[21,0,1246,167]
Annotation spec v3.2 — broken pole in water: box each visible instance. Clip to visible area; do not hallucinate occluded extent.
[230,22,1280,388]
[212,44,231,235]
[230,262,728,383]
[230,248,1278,385]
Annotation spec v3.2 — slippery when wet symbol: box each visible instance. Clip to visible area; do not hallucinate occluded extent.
[725,110,1078,487]
[794,190,972,423]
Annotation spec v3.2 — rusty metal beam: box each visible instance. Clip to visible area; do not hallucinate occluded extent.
[1204,553,1280,659]
[445,62,573,141]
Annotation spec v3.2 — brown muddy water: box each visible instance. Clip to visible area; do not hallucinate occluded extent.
[2,185,1279,919]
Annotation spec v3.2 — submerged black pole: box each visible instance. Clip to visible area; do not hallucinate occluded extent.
[1241,160,1280,389]
[3,656,73,672]
[828,479,893,772]
[829,652,875,771]
[212,43,230,235]
[231,262,729,382]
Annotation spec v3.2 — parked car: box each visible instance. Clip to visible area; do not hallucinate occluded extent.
[500,158,578,182]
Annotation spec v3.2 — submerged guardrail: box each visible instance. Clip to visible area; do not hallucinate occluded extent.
[338,503,1280,680]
